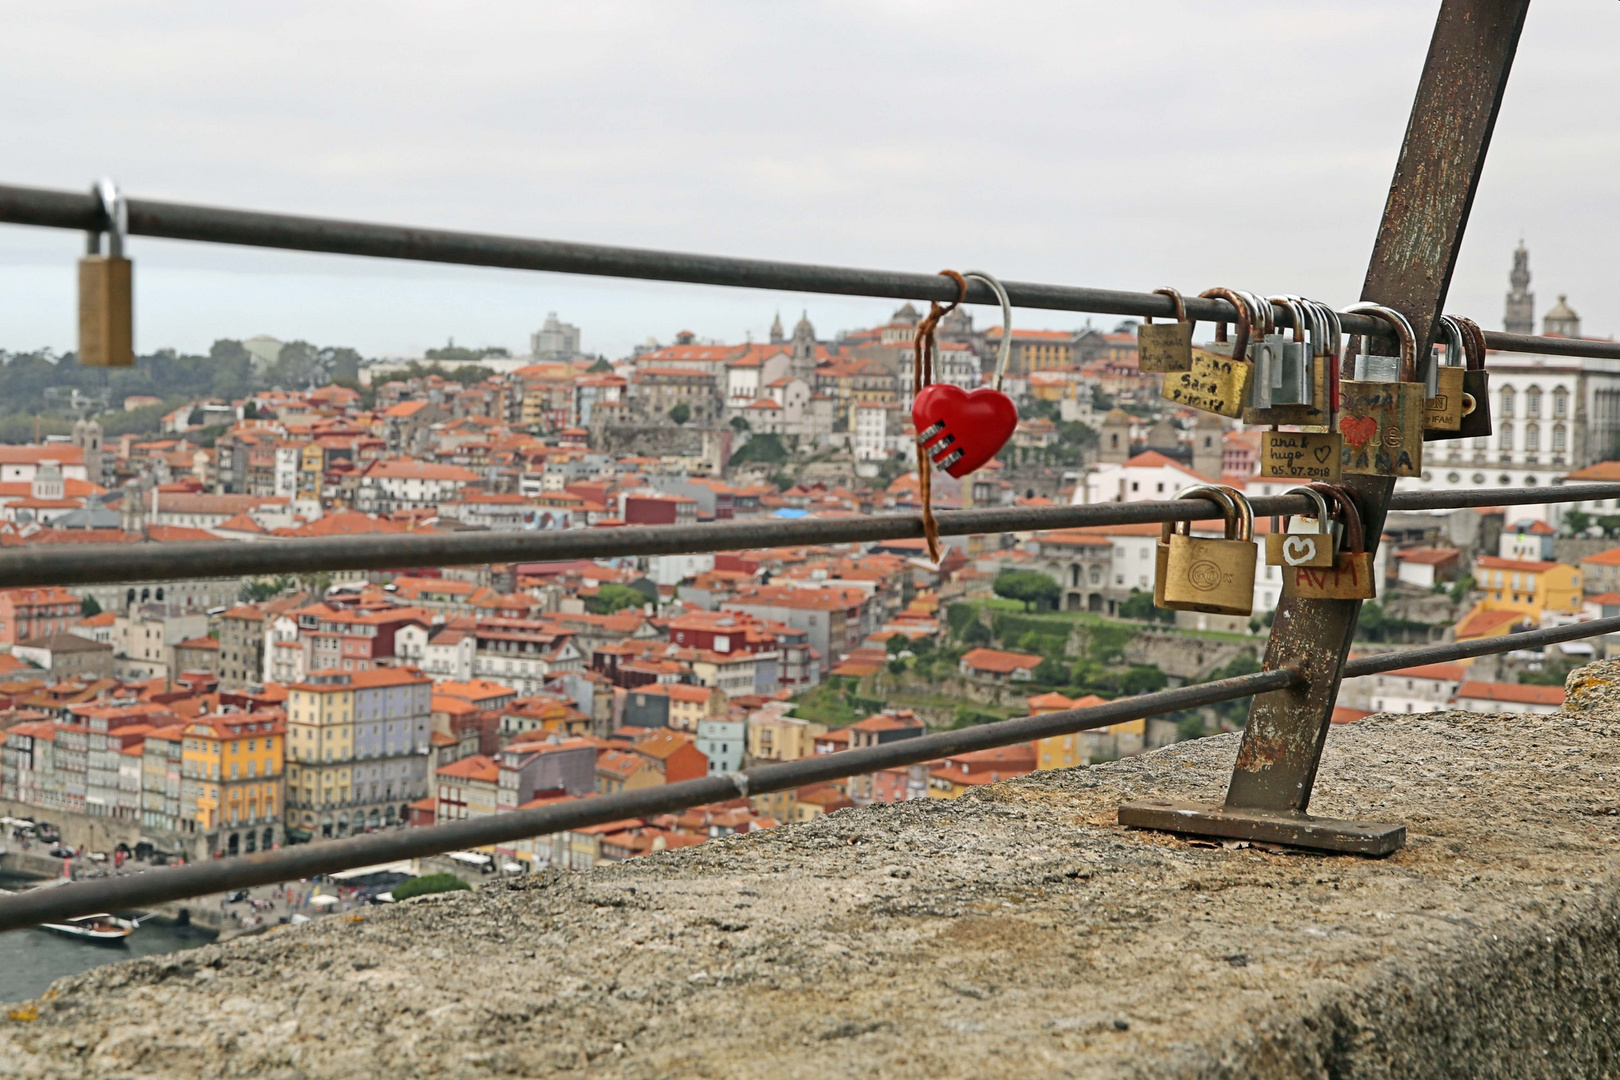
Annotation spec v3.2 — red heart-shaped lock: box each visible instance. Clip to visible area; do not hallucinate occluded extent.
[912,384,1019,478]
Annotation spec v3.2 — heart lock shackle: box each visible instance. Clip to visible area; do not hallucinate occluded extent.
[1264,486,1339,569]
[1337,302,1425,478]
[79,178,134,368]
[1158,288,1255,418]
[913,269,1018,478]
[1449,315,1493,440]
[1421,315,1470,435]
[1282,483,1377,600]
[1137,287,1194,373]
[1158,484,1258,617]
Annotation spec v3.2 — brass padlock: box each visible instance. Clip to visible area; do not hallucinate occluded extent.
[1452,315,1493,441]
[78,179,134,368]
[1264,487,1338,569]
[1137,287,1193,373]
[1152,486,1237,608]
[1282,484,1377,600]
[1158,484,1257,616]
[1337,302,1424,478]
[1421,315,1466,434]
[1160,288,1254,418]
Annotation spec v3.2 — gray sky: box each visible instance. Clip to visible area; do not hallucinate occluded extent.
[2,1,1615,360]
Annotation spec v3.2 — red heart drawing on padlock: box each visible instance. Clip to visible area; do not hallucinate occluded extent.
[913,384,1019,478]
[1340,415,1379,451]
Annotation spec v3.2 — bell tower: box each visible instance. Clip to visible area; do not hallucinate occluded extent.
[1504,241,1534,334]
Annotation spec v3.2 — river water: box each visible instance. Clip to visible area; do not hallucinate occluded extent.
[0,874,213,1003]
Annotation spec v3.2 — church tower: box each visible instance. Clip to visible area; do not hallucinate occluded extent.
[1098,408,1132,464]
[769,311,785,345]
[1505,241,1534,334]
[71,416,103,485]
[790,311,817,380]
[1191,413,1225,482]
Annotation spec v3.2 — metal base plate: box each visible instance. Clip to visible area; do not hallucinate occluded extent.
[1117,799,1406,856]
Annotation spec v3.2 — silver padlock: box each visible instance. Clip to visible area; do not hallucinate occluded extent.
[1268,295,1312,406]
[1240,291,1276,410]
[1350,304,1414,383]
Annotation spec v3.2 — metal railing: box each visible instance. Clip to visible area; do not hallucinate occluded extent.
[0,0,1607,927]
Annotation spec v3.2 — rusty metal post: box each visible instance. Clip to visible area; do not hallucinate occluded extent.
[1121,0,1532,854]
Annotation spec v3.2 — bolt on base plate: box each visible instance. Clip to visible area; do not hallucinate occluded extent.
[1117,799,1406,856]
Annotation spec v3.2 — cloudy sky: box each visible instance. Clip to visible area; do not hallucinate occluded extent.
[1,1,1615,360]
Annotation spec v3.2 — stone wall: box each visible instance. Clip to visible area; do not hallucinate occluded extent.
[8,664,1620,1077]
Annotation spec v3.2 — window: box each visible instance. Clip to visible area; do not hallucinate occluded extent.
[1527,388,1541,417]
[1501,388,1515,417]
[1526,424,1540,451]
[1499,423,1513,450]
[1554,389,1568,418]
[1553,425,1566,452]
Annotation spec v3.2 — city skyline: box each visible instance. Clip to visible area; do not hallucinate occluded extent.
[2,2,1617,358]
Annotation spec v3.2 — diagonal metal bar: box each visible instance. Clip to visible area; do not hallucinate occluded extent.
[1225,0,1532,819]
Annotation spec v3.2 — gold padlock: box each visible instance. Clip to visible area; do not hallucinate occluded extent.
[1263,487,1338,569]
[1337,303,1423,478]
[1421,315,1466,433]
[1281,483,1377,600]
[1160,288,1254,418]
[1137,287,1193,373]
[1158,483,1257,616]
[78,179,134,368]
[1153,485,1237,608]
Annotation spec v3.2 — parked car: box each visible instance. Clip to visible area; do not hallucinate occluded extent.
[49,846,74,859]
[225,890,250,903]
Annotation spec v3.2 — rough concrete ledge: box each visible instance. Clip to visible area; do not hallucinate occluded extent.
[7,668,1620,1079]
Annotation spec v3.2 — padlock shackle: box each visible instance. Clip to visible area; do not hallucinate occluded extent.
[961,270,1012,393]
[1167,484,1241,544]
[1270,295,1308,346]
[1343,302,1418,382]
[1437,315,1467,369]
[1306,482,1365,556]
[1146,287,1187,327]
[1454,315,1488,371]
[1280,486,1331,535]
[1198,288,1252,361]
[90,178,127,260]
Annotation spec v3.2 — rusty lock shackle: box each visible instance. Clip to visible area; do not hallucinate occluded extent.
[1199,288,1253,361]
[1146,287,1187,328]
[1453,315,1488,371]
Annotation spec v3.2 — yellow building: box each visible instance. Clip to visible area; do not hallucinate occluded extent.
[180,711,284,848]
[299,441,324,498]
[1026,692,1115,768]
[746,711,825,762]
[1470,556,1583,623]
[286,670,356,837]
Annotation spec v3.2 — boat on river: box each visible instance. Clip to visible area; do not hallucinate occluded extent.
[38,913,139,944]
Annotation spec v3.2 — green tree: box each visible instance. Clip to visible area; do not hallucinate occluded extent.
[729,433,787,466]
[961,621,993,647]
[993,569,1060,612]
[239,574,295,604]
[1449,574,1475,605]
[1118,588,1173,624]
[1119,665,1168,696]
[589,583,646,614]
[1565,510,1592,537]
[669,402,692,425]
[1034,656,1068,684]
[391,872,471,901]
[946,603,979,638]
[887,657,907,675]
[587,358,613,374]
[885,635,908,655]
[80,596,102,617]
[730,415,751,433]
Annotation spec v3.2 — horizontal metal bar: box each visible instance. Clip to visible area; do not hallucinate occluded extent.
[0,182,1376,333]
[1480,331,1620,360]
[0,666,1297,931]
[5,182,1617,361]
[1342,613,1620,677]
[0,483,1615,591]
